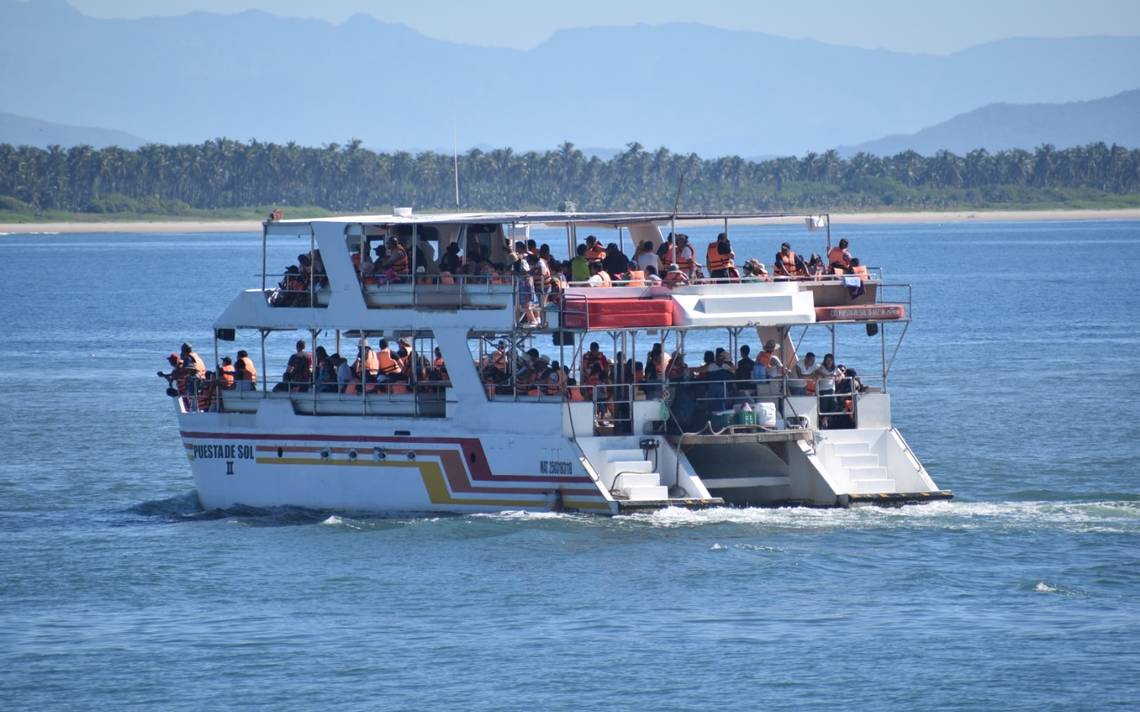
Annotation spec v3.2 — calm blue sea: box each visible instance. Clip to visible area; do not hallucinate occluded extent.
[1,220,1138,711]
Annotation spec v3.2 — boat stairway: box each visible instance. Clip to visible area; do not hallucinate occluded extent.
[580,441,723,512]
[824,441,897,494]
[600,448,670,501]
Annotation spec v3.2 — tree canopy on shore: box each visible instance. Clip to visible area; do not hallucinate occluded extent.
[1,140,1138,216]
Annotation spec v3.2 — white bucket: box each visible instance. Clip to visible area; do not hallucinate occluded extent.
[754,402,777,427]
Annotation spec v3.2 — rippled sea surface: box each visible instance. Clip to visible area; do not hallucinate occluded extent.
[1,220,1139,710]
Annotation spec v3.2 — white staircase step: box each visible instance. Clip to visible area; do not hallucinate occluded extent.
[850,478,897,493]
[846,465,888,480]
[840,454,881,468]
[609,460,655,475]
[831,441,871,456]
[603,449,647,462]
[623,485,670,501]
[613,472,662,489]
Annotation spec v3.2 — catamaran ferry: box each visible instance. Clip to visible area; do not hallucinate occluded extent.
[164,210,950,514]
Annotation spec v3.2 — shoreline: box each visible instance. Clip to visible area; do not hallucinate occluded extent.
[2,208,1138,234]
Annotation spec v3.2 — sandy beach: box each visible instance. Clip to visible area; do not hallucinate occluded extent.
[1,208,1138,234]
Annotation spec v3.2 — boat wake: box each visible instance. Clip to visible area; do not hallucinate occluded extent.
[631,499,1140,534]
[126,493,1140,535]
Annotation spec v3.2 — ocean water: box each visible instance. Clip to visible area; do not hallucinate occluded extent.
[1,220,1139,710]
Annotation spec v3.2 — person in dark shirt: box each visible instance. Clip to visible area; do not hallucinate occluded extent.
[439,242,461,274]
[602,243,630,277]
[284,340,313,392]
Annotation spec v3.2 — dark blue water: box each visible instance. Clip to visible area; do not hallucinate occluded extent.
[1,220,1139,710]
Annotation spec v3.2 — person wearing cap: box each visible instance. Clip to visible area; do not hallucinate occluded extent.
[742,258,770,282]
[663,263,688,288]
[752,339,785,387]
[584,235,606,264]
[157,352,186,393]
[178,342,207,396]
[218,356,236,390]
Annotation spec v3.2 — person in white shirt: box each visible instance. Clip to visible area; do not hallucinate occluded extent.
[814,352,839,417]
[634,241,659,272]
[790,351,817,395]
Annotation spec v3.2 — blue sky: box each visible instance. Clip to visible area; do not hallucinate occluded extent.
[66,0,1140,53]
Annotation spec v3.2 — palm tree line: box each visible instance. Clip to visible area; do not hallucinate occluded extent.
[1,139,1137,214]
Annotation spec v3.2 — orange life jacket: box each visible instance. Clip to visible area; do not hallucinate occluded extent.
[832,267,845,275]
[219,364,235,388]
[585,245,606,263]
[362,349,380,377]
[827,247,850,268]
[706,242,734,272]
[377,349,402,375]
[237,356,258,385]
[626,270,645,287]
[582,351,609,376]
[569,387,586,402]
[186,352,206,378]
[778,251,800,276]
[388,245,409,274]
[852,264,869,278]
[758,351,774,368]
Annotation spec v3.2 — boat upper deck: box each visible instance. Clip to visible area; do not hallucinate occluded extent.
[217,211,905,334]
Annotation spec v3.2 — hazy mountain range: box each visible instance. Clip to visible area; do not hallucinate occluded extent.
[0,111,147,149]
[2,0,1139,156]
[842,89,1140,156]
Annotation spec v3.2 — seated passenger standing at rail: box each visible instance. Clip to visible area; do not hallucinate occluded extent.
[584,235,607,264]
[218,356,236,390]
[634,241,658,272]
[791,351,817,396]
[741,258,770,282]
[180,342,207,395]
[663,263,688,288]
[736,345,755,382]
[236,350,257,389]
[828,238,852,272]
[279,339,312,392]
[582,342,611,381]
[570,244,591,282]
[661,234,696,276]
[806,253,826,277]
[375,338,402,383]
[381,237,410,276]
[587,261,612,287]
[815,353,839,423]
[774,243,806,278]
[752,339,785,385]
[439,242,461,274]
[602,243,630,277]
[706,232,737,280]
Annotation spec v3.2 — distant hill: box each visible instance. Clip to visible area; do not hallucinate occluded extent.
[842,90,1140,156]
[0,111,147,149]
[2,1,1140,155]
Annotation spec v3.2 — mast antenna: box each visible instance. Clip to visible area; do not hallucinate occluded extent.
[452,119,460,208]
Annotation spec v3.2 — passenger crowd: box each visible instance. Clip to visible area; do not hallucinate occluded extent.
[268,232,868,325]
[162,335,866,430]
